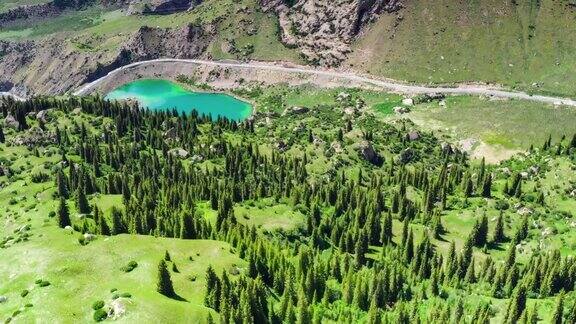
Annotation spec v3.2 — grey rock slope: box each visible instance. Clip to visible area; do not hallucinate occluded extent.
[261,0,401,66]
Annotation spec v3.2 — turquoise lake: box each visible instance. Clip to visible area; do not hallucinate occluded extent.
[105,79,252,121]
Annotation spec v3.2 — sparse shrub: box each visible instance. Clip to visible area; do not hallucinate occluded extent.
[119,292,131,298]
[36,280,50,287]
[110,288,117,293]
[111,293,119,300]
[93,309,107,322]
[92,300,105,310]
[30,172,50,183]
[20,290,29,297]
[494,200,510,210]
[120,261,138,273]
[48,211,56,218]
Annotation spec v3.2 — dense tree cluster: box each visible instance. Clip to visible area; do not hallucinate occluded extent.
[3,96,576,323]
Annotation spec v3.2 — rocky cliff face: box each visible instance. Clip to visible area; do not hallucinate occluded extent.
[124,24,212,59]
[0,23,214,95]
[261,0,401,66]
[84,24,213,83]
[127,0,201,14]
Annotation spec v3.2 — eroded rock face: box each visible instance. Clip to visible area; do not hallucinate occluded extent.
[124,24,212,60]
[261,0,401,66]
[128,0,200,14]
[0,22,214,95]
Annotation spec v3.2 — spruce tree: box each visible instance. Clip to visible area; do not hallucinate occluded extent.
[179,211,195,239]
[56,169,69,199]
[76,186,91,214]
[156,259,175,297]
[57,197,71,228]
[110,207,125,235]
[505,285,527,323]
[0,125,4,143]
[492,211,506,243]
[481,173,492,198]
[551,292,564,324]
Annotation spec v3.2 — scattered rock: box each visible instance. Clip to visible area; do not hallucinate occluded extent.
[163,128,178,140]
[283,106,309,116]
[336,92,350,101]
[36,109,53,123]
[0,296,7,303]
[517,207,533,216]
[401,98,414,106]
[393,106,410,114]
[83,233,96,242]
[344,107,357,116]
[441,142,453,154]
[108,298,127,320]
[406,131,420,141]
[190,154,203,162]
[276,140,288,152]
[4,114,19,129]
[541,227,555,237]
[330,141,343,153]
[312,136,325,147]
[169,148,189,158]
[397,148,415,164]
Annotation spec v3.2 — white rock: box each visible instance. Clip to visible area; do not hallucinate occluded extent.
[402,98,414,106]
[83,233,96,242]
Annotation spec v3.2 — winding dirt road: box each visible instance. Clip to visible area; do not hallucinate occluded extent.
[47,58,576,107]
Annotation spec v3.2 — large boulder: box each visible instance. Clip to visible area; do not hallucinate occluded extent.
[357,140,382,165]
[397,148,415,164]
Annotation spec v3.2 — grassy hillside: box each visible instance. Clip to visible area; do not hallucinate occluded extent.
[1,85,576,322]
[0,146,244,323]
[347,0,576,97]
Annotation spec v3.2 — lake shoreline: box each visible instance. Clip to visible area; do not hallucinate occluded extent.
[104,79,254,122]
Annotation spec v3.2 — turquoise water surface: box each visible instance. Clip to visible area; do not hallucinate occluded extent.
[105,79,252,121]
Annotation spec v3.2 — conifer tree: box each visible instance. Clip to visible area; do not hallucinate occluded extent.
[179,211,195,239]
[481,173,492,198]
[156,259,175,297]
[57,197,71,228]
[56,169,69,199]
[110,206,125,235]
[492,211,506,243]
[0,125,4,143]
[505,285,527,323]
[505,244,516,269]
[76,186,91,214]
[551,292,564,324]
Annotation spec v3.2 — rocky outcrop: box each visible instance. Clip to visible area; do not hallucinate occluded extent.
[0,0,107,27]
[0,22,214,95]
[357,140,382,165]
[142,0,200,14]
[261,0,401,66]
[0,3,60,27]
[124,24,212,60]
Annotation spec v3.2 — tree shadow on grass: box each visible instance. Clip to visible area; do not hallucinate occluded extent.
[486,241,506,251]
[171,294,187,302]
